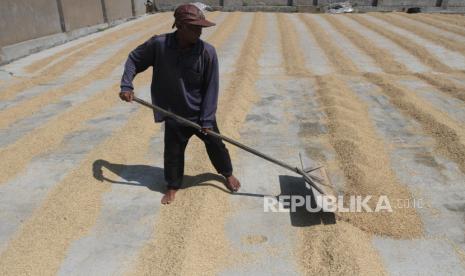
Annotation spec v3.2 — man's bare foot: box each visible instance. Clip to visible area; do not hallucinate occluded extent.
[225,175,241,192]
[161,189,177,204]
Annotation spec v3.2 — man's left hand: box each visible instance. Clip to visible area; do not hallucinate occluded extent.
[201,127,211,135]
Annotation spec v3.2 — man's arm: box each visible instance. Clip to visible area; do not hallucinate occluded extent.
[120,36,157,101]
[199,47,219,129]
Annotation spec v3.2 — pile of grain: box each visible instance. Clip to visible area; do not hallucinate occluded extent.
[315,74,424,238]
[298,222,386,275]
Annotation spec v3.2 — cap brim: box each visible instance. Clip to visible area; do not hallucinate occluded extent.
[188,19,216,28]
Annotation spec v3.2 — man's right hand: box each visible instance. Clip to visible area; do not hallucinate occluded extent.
[119,91,134,102]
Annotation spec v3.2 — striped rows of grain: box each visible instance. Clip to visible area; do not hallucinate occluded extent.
[0,11,464,275]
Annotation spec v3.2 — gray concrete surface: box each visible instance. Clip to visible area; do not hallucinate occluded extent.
[373,238,465,275]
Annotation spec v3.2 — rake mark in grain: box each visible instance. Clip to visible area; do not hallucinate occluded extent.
[0,18,179,184]
[323,14,408,74]
[349,14,451,72]
[0,13,171,101]
[23,13,173,74]
[323,15,465,104]
[287,13,423,238]
[427,13,465,28]
[379,13,465,54]
[414,73,465,103]
[0,101,155,275]
[401,14,465,38]
[299,14,358,74]
[276,13,311,76]
[365,72,465,175]
[0,25,172,130]
[278,12,390,276]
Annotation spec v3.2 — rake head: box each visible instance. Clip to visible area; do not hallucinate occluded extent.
[298,154,337,208]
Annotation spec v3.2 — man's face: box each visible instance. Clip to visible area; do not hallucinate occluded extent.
[178,23,202,44]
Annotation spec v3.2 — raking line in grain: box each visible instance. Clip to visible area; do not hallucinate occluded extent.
[400,13,465,37]
[0,13,171,101]
[0,73,155,275]
[349,14,451,72]
[379,13,465,54]
[279,13,388,275]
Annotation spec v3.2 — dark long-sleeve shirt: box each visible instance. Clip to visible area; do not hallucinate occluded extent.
[120,31,219,128]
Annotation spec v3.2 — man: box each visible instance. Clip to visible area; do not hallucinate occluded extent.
[119,4,241,204]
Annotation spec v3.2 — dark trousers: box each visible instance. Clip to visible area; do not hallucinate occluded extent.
[164,119,233,189]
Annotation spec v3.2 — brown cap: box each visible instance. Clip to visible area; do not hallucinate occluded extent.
[172,4,216,28]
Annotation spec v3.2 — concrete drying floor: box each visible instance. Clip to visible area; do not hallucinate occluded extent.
[1,11,465,275]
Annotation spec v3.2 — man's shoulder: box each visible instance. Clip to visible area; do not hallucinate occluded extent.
[200,40,217,58]
[147,33,169,44]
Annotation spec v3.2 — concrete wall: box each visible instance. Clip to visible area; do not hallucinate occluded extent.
[134,0,147,15]
[378,0,437,6]
[61,0,104,31]
[317,0,373,5]
[0,0,62,48]
[243,0,289,5]
[156,0,221,9]
[104,0,134,21]
[448,0,465,7]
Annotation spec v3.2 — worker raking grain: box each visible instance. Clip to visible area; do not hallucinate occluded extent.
[119,3,241,204]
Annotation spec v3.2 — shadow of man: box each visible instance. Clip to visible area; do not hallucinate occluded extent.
[92,159,232,194]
